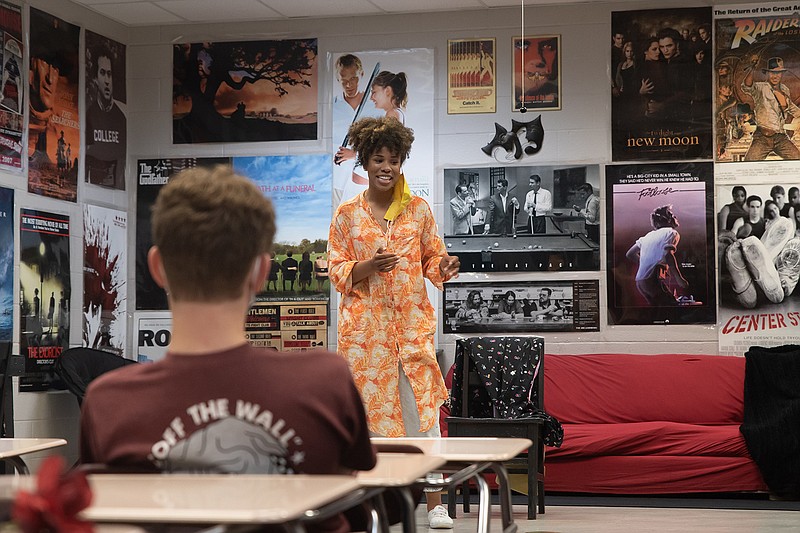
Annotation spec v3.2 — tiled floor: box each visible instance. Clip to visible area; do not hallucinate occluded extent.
[412,503,799,532]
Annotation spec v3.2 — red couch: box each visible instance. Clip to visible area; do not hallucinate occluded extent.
[543,353,768,494]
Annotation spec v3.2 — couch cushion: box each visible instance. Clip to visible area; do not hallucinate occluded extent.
[544,354,744,424]
[546,422,751,458]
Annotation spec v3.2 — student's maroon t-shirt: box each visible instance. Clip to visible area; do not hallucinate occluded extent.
[80,344,376,532]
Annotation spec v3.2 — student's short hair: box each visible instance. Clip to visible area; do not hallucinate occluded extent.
[540,287,552,296]
[497,178,508,187]
[746,195,762,207]
[770,185,785,197]
[789,186,800,198]
[529,174,542,184]
[348,116,414,168]
[151,165,276,302]
[335,54,363,78]
[578,183,593,194]
[455,184,467,195]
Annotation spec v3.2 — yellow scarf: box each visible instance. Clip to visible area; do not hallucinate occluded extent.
[384,173,412,221]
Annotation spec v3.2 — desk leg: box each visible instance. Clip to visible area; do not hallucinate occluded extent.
[397,487,417,533]
[474,473,491,533]
[490,462,518,533]
[3,457,29,475]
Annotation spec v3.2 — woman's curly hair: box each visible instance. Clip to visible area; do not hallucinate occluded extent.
[347,116,414,168]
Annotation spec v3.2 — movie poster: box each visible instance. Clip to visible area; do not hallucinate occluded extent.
[611,7,713,161]
[443,279,600,333]
[0,1,22,170]
[135,157,230,310]
[83,204,127,355]
[714,1,800,182]
[447,38,496,114]
[606,163,716,325]
[717,182,800,355]
[27,8,80,202]
[173,39,317,143]
[19,209,70,373]
[329,48,434,207]
[442,164,600,272]
[134,311,171,362]
[512,35,561,111]
[233,154,331,304]
[0,187,12,341]
[85,31,127,190]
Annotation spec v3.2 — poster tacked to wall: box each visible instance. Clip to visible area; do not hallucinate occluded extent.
[19,209,70,373]
[606,162,716,325]
[0,1,23,170]
[611,7,713,161]
[85,30,127,190]
[233,154,332,303]
[83,204,127,355]
[0,186,12,342]
[717,182,800,355]
[27,8,80,202]
[714,1,800,182]
[329,48,434,208]
[173,39,318,143]
[135,157,231,310]
[442,164,600,272]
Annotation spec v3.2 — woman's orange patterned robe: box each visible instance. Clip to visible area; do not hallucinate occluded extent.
[329,193,451,437]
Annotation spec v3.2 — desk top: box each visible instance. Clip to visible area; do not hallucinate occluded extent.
[358,453,446,487]
[370,437,532,462]
[81,474,360,524]
[0,438,67,458]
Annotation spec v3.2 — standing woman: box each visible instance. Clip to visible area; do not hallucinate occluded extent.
[328,116,460,528]
[370,71,408,123]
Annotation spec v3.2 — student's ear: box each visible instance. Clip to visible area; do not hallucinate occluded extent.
[147,246,169,291]
[249,253,270,292]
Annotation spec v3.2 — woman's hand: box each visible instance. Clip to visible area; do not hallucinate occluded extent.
[439,254,460,278]
[334,147,356,165]
[372,247,399,273]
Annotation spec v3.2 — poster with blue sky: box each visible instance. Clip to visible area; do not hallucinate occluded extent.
[0,186,12,341]
[233,154,332,300]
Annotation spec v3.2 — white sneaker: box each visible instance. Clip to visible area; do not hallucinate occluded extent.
[428,504,454,529]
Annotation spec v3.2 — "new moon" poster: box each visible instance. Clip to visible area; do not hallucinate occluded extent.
[611,7,713,161]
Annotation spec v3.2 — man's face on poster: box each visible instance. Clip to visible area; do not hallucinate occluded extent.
[768,70,784,87]
[30,57,59,112]
[517,38,557,95]
[613,33,624,48]
[539,289,550,304]
[659,37,678,60]
[337,64,362,99]
[96,55,113,106]
[698,27,709,41]
[748,199,762,219]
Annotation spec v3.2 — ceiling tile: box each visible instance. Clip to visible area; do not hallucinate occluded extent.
[259,0,383,18]
[158,0,282,22]
[87,2,185,24]
[369,0,485,12]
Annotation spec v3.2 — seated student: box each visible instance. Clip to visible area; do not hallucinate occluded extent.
[79,166,375,533]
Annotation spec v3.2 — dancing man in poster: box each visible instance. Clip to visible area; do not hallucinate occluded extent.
[626,205,688,306]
